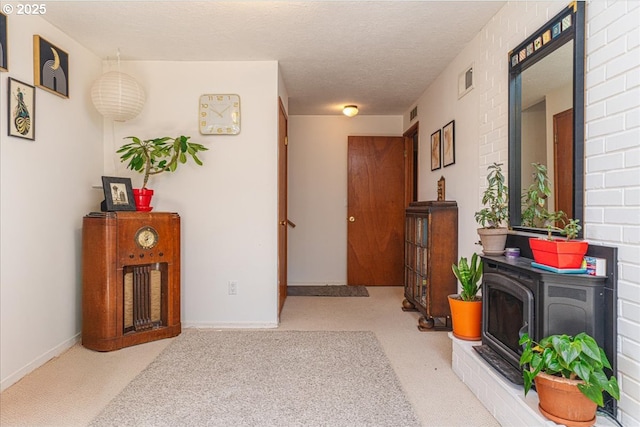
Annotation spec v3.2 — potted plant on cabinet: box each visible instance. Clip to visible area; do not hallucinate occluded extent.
[448,253,483,341]
[117,135,208,211]
[474,162,509,255]
[519,332,619,427]
[521,162,588,269]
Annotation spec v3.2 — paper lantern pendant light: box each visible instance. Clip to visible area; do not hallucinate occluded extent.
[91,70,145,122]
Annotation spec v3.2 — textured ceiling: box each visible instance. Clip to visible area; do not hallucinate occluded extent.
[41,1,506,115]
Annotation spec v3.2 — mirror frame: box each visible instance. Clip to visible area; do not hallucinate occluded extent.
[508,1,585,237]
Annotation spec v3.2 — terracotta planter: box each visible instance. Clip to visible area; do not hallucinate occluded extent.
[133,188,154,212]
[448,295,482,341]
[534,371,597,427]
[529,238,588,269]
[477,227,508,256]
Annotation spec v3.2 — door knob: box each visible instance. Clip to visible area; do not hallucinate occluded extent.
[349,216,355,222]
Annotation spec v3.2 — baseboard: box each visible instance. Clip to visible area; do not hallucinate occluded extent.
[183,322,278,329]
[1,333,80,392]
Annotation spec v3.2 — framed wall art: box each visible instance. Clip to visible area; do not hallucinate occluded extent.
[430,129,441,171]
[8,78,35,140]
[33,35,69,98]
[101,176,136,211]
[443,120,455,167]
[0,12,7,72]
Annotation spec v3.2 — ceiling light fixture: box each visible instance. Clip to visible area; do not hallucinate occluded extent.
[91,50,145,122]
[343,105,358,117]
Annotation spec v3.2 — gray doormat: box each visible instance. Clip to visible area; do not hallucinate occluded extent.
[287,285,369,297]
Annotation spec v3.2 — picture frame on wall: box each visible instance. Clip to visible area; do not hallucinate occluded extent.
[0,12,7,72]
[101,176,137,212]
[430,129,441,171]
[33,35,69,98]
[443,120,455,167]
[8,78,35,140]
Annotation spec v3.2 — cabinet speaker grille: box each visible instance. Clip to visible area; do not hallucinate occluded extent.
[124,264,165,332]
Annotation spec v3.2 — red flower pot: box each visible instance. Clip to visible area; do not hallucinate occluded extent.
[133,188,154,212]
[529,238,588,269]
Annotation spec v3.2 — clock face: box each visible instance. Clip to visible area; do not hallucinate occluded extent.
[135,226,159,250]
[199,94,241,135]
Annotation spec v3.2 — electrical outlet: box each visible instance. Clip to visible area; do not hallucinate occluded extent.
[228,281,238,295]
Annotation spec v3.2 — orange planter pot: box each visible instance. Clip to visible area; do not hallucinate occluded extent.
[529,238,588,269]
[448,295,482,341]
[534,372,597,427]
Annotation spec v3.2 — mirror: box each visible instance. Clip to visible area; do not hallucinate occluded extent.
[508,2,585,236]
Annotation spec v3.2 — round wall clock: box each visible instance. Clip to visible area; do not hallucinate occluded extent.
[199,94,241,135]
[135,226,159,250]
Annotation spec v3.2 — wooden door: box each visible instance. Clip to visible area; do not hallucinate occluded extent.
[347,136,405,286]
[277,99,288,315]
[553,108,573,220]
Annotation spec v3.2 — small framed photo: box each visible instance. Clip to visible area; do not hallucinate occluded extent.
[0,12,7,72]
[101,176,136,211]
[8,78,35,140]
[33,35,69,98]
[430,129,441,171]
[443,120,455,167]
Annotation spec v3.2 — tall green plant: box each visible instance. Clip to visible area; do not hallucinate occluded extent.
[519,332,619,407]
[451,253,483,301]
[474,162,509,229]
[118,135,208,189]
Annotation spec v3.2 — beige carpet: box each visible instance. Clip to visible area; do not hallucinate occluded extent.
[0,286,499,426]
[90,330,420,426]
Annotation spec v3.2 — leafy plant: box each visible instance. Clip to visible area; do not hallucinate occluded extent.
[117,135,208,189]
[519,332,619,407]
[520,162,582,240]
[474,162,509,229]
[451,253,483,301]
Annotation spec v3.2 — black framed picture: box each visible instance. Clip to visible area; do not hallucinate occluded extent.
[101,176,136,211]
[443,120,455,167]
[0,12,7,72]
[8,78,35,140]
[430,129,441,171]
[33,35,69,98]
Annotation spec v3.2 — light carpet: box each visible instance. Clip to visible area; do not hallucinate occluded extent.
[90,330,420,427]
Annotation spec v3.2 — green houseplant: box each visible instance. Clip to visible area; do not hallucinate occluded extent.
[474,162,509,255]
[117,135,208,210]
[519,332,619,425]
[448,253,483,340]
[521,163,588,269]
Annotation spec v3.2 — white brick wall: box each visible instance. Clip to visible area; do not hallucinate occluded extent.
[472,1,640,424]
[586,2,640,423]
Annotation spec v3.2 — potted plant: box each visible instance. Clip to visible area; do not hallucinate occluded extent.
[519,332,619,426]
[474,162,509,255]
[522,163,588,269]
[117,135,208,211]
[448,253,483,340]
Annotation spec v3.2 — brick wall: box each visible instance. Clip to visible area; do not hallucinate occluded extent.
[476,1,640,424]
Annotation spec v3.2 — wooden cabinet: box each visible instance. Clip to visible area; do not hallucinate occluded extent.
[82,212,181,351]
[402,201,458,330]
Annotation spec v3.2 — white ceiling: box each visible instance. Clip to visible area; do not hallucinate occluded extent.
[41,0,506,115]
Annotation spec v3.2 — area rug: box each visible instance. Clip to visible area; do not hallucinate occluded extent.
[90,330,419,427]
[287,285,369,297]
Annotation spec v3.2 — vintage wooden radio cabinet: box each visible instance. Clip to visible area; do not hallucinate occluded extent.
[82,211,181,351]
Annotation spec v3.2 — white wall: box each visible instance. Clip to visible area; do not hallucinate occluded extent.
[0,16,103,390]
[107,61,281,328]
[406,0,639,423]
[287,116,403,285]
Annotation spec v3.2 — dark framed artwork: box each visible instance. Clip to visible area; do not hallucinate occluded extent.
[443,120,455,167]
[0,12,7,72]
[101,176,136,211]
[33,35,69,98]
[430,129,441,171]
[8,78,35,140]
